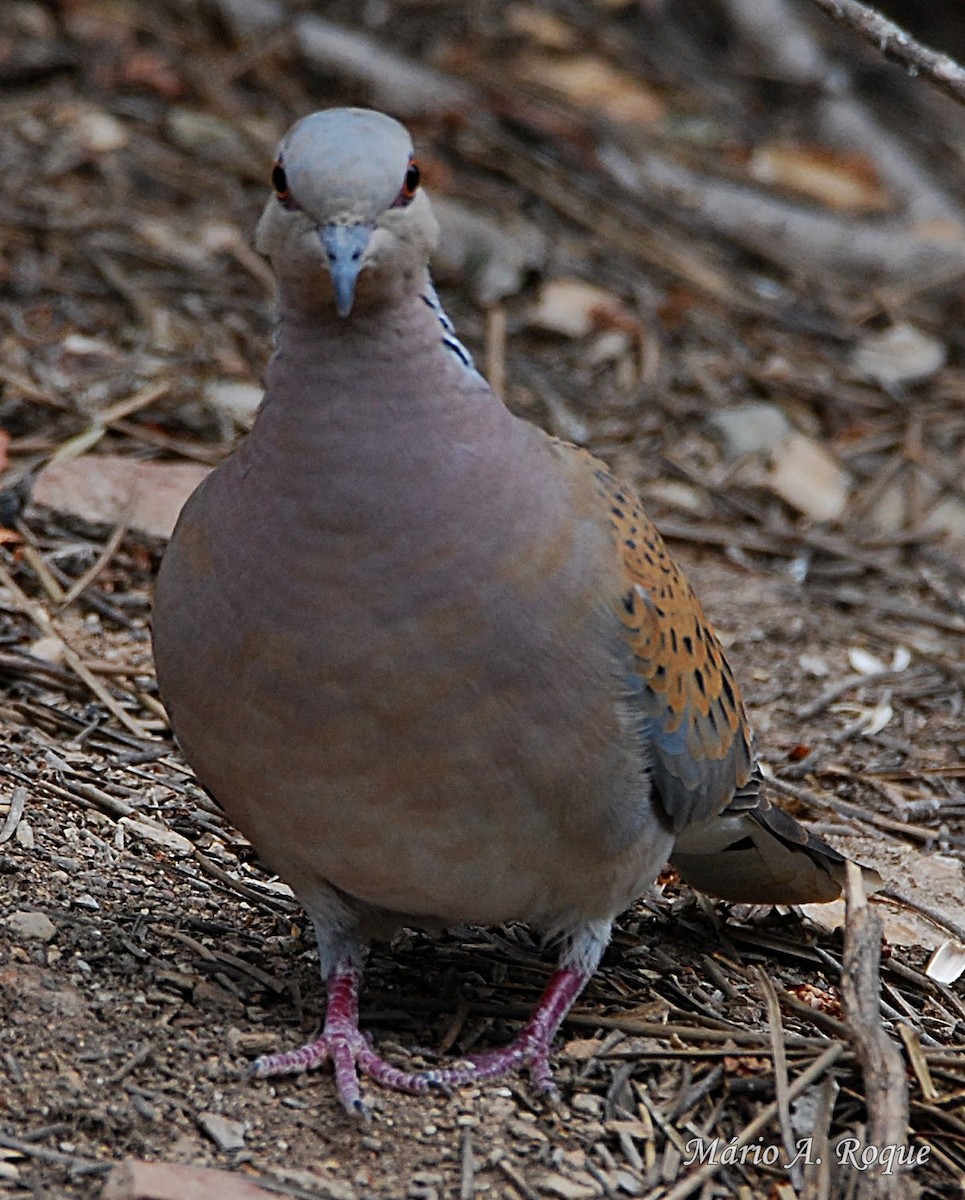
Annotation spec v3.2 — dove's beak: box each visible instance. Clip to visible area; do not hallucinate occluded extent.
[319,223,374,318]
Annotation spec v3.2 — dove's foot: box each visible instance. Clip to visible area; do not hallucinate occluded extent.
[249,960,591,1111]
[411,964,590,1095]
[249,962,448,1114]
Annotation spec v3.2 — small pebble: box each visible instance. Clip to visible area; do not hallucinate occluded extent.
[196,1111,246,1151]
[571,1093,604,1117]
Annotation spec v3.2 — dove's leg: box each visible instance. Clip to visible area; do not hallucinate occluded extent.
[249,959,449,1113]
[417,961,594,1094]
[250,921,609,1107]
[410,920,610,1094]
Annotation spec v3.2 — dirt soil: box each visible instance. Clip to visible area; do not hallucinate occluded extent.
[1,2,964,1199]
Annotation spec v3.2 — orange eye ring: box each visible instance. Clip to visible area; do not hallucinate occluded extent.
[271,160,293,205]
[389,159,422,210]
[402,160,420,199]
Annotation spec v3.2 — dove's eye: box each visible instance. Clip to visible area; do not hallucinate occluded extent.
[272,160,296,209]
[391,160,421,208]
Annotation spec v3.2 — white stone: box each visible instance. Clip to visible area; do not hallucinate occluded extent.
[28,635,66,664]
[764,432,850,521]
[851,322,946,386]
[708,402,791,457]
[204,380,263,429]
[74,110,128,154]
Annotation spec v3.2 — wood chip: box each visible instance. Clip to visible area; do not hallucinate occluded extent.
[102,1159,274,1200]
[30,455,211,541]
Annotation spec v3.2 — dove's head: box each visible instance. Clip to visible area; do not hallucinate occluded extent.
[256,108,439,318]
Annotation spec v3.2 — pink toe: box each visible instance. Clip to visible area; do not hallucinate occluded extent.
[249,1037,332,1079]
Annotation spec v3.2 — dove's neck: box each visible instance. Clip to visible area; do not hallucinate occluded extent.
[241,273,547,538]
[268,269,487,420]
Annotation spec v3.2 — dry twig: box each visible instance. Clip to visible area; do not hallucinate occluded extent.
[841,862,911,1200]
[755,966,798,1182]
[0,560,153,740]
[807,0,965,108]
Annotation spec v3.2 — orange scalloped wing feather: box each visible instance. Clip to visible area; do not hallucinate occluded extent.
[593,462,755,831]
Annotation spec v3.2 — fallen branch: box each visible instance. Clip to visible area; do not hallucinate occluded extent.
[807,0,965,109]
[724,0,963,226]
[605,145,965,286]
[841,862,912,1200]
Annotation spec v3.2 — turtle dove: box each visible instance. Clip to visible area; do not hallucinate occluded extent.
[153,108,862,1115]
